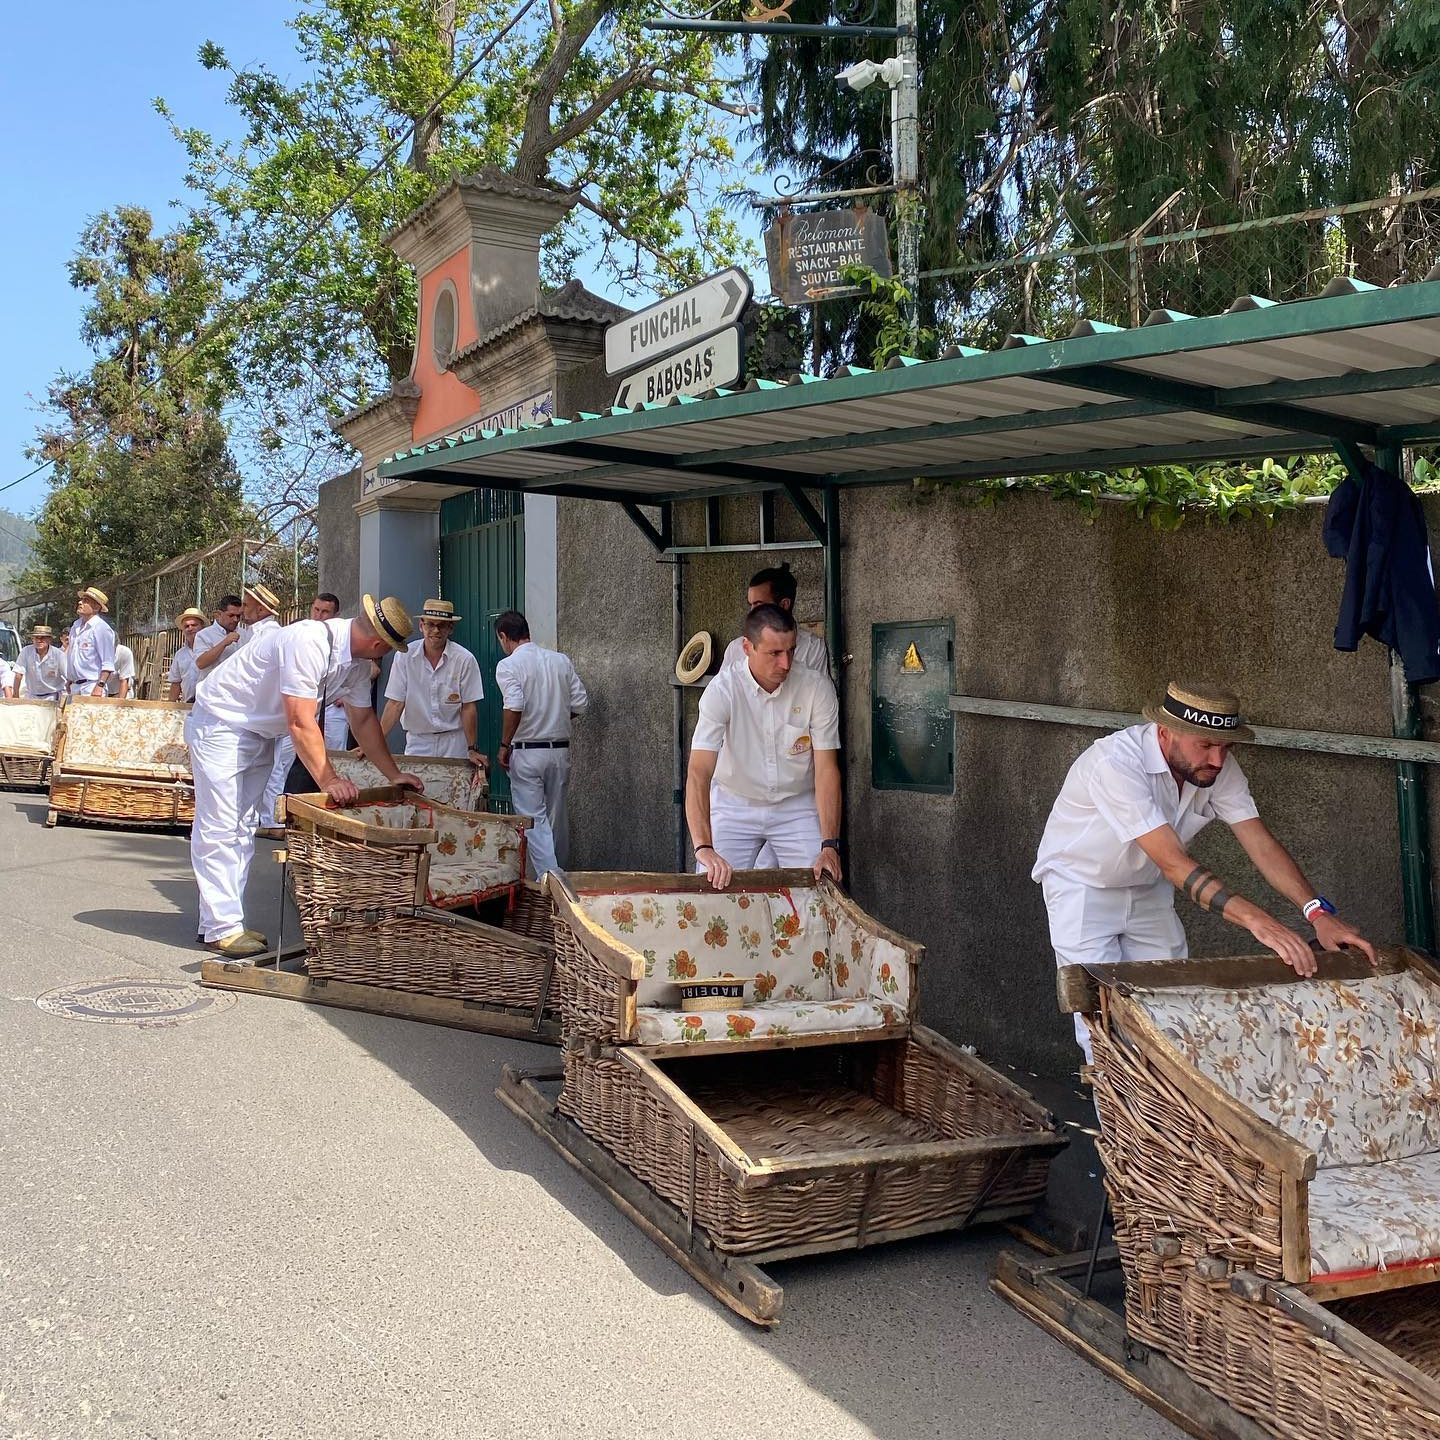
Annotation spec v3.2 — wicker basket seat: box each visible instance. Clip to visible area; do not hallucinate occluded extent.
[282,788,553,1015]
[0,699,58,788]
[569,881,910,1049]
[48,698,193,828]
[1062,948,1440,1440]
[328,751,488,810]
[547,870,1065,1267]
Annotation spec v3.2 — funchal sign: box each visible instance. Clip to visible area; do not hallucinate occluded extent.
[605,267,752,405]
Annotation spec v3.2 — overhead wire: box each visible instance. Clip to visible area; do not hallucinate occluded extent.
[3,0,541,502]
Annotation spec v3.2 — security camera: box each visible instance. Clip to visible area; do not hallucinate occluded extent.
[835,57,906,92]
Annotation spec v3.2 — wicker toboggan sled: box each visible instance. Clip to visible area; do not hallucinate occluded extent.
[498,869,1066,1326]
[0,698,60,789]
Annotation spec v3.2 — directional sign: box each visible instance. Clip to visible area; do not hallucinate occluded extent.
[614,325,744,408]
[605,267,752,375]
[764,206,892,306]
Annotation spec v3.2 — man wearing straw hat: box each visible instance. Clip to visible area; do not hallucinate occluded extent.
[66,587,116,697]
[166,608,208,702]
[379,598,486,763]
[1033,681,1376,1059]
[187,594,422,959]
[238,583,282,643]
[14,625,66,702]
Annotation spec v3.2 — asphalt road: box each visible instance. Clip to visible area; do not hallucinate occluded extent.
[0,791,1179,1439]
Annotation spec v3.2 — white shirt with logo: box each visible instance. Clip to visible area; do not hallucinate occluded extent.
[386,639,484,737]
[692,661,840,805]
[168,641,199,702]
[17,644,66,699]
[194,618,372,739]
[1032,723,1259,890]
[66,614,116,686]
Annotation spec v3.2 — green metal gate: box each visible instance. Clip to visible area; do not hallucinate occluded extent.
[439,489,525,810]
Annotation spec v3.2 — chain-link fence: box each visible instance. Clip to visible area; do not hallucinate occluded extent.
[1,527,318,698]
[920,186,1440,351]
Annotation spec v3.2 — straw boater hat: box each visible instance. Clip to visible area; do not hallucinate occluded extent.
[31,624,53,639]
[1143,681,1255,743]
[178,607,207,624]
[244,583,281,615]
[362,594,413,651]
[77,586,108,612]
[419,598,461,623]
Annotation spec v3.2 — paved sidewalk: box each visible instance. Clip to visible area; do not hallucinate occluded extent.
[0,791,1178,1439]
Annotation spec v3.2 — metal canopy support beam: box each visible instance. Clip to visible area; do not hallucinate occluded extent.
[1034,364,1380,448]
[621,501,671,554]
[783,483,828,544]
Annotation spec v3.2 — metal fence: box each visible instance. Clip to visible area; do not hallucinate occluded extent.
[1,529,318,698]
[921,186,1440,349]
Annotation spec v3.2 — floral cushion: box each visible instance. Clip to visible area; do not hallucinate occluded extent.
[580,887,834,1006]
[428,860,522,908]
[1309,1153,1440,1275]
[0,701,58,755]
[62,701,191,777]
[635,998,905,1045]
[825,902,912,1012]
[329,752,485,811]
[1136,972,1440,1168]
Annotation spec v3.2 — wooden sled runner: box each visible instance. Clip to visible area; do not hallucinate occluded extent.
[202,786,558,1042]
[499,870,1066,1326]
[46,697,194,829]
[0,698,59,789]
[995,948,1440,1439]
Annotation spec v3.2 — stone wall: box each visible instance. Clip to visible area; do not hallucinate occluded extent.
[316,469,362,610]
[557,481,1439,1079]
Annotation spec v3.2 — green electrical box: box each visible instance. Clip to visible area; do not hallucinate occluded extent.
[871,621,954,793]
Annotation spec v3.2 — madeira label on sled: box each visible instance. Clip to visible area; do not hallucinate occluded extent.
[614,326,744,408]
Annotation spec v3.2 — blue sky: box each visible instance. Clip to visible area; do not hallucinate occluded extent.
[0,3,768,524]
[0,2,301,518]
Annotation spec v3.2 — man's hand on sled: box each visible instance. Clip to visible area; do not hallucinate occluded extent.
[1312,912,1377,967]
[696,845,732,890]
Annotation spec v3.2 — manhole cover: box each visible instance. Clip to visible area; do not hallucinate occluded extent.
[35,977,234,1028]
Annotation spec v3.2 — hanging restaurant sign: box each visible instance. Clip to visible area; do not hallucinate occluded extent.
[764,205,893,306]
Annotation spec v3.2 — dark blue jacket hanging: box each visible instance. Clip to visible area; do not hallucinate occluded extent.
[1323,461,1440,685]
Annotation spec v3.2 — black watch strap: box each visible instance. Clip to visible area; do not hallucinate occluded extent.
[821,838,841,851]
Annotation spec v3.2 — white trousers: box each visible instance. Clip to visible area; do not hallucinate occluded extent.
[404,729,468,758]
[508,748,570,881]
[704,788,822,871]
[261,708,350,826]
[187,712,276,942]
[1041,873,1188,1062]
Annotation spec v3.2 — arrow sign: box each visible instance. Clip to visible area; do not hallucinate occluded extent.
[605,267,753,375]
[614,325,744,408]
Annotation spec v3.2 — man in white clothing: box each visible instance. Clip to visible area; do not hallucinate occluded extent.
[187,594,420,958]
[107,643,137,699]
[719,562,831,678]
[380,598,486,763]
[167,609,208,702]
[193,595,244,674]
[14,625,66,702]
[0,657,13,698]
[238,584,282,644]
[1034,680,1375,1060]
[687,604,843,890]
[494,610,587,880]
[67,587,117,697]
[257,593,346,835]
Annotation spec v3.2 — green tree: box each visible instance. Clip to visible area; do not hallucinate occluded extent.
[25,206,248,587]
[158,0,753,507]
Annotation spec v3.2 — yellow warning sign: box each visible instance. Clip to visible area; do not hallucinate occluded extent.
[901,642,925,673]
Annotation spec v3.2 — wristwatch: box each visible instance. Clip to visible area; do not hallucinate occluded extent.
[1302,896,1337,921]
[821,838,841,851]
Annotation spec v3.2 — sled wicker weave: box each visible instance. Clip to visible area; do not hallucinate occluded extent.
[0,699,58,790]
[547,870,1064,1261]
[283,788,554,1011]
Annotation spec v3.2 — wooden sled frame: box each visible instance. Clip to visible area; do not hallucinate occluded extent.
[0,698,60,790]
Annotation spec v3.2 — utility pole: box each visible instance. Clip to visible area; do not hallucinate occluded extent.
[892,0,921,339]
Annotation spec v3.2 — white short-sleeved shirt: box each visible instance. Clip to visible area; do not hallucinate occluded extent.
[495,643,587,743]
[194,618,373,739]
[386,639,483,736]
[106,644,137,696]
[721,626,831,679]
[693,661,840,804]
[67,614,116,685]
[240,616,279,645]
[1032,723,1260,889]
[17,643,66,699]
[168,642,199,702]
[194,620,240,672]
